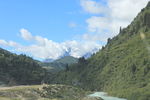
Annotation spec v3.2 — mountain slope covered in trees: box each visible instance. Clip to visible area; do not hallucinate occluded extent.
[0,48,45,86]
[40,56,78,72]
[50,2,150,100]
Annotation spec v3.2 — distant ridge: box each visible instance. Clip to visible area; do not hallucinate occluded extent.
[41,56,78,71]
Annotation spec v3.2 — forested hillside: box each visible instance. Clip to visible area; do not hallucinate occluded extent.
[0,48,45,85]
[40,56,78,72]
[50,2,150,100]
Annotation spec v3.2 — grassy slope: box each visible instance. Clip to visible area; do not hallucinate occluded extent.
[50,2,150,100]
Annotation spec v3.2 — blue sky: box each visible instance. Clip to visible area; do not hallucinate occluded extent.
[0,0,149,60]
[0,0,87,42]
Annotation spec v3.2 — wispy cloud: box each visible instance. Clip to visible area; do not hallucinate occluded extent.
[80,0,107,14]
[20,29,33,41]
[0,40,20,47]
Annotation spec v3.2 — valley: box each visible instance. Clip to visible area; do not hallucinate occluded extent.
[0,1,150,100]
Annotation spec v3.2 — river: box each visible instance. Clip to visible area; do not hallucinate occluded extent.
[88,92,127,100]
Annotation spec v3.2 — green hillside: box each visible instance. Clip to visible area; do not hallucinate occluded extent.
[54,56,78,65]
[0,48,46,86]
[41,56,78,71]
[50,2,150,100]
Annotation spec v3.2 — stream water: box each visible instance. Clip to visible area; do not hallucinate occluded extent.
[88,92,127,100]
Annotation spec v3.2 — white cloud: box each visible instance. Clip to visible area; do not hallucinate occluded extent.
[0,40,8,46]
[8,41,20,47]
[108,0,148,21]
[20,28,49,46]
[86,16,110,33]
[62,40,100,58]
[0,40,20,47]
[20,28,33,41]
[80,0,149,42]
[0,29,101,60]
[82,33,111,42]
[80,0,107,14]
